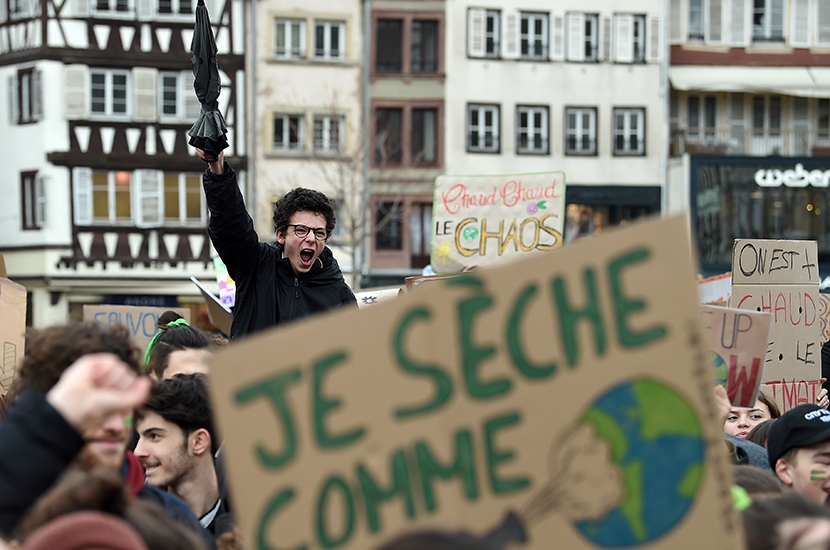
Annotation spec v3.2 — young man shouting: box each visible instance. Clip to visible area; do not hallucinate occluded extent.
[134,374,231,536]
[768,403,830,504]
[197,149,356,338]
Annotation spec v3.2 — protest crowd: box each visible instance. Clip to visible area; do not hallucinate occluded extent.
[3,150,830,550]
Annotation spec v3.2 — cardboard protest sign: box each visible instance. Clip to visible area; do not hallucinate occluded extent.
[731,239,821,411]
[701,305,771,407]
[819,293,830,346]
[0,256,26,394]
[214,257,236,308]
[83,305,191,352]
[191,277,233,336]
[354,288,401,309]
[209,215,741,550]
[431,172,565,272]
[698,272,731,305]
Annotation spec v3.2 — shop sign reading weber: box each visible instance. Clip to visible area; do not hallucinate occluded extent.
[755,163,830,188]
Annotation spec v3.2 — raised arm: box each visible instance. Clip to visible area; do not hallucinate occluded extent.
[198,149,260,282]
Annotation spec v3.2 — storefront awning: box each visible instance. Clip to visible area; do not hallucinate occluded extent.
[669,66,830,98]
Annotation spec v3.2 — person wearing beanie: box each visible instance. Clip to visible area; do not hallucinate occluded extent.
[23,511,148,550]
[767,403,830,504]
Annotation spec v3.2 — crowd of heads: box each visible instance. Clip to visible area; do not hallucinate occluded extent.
[10,311,830,550]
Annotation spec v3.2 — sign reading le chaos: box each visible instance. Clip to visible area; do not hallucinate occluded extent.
[731,239,821,411]
[431,172,566,273]
[209,215,740,550]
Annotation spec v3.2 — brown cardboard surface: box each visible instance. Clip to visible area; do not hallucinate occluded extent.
[191,277,233,336]
[431,172,565,273]
[208,215,741,550]
[0,277,26,394]
[819,294,830,346]
[732,239,819,285]
[701,305,771,407]
[83,305,191,352]
[731,281,821,411]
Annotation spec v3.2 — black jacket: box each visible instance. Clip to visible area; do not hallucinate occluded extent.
[0,391,85,536]
[203,163,356,339]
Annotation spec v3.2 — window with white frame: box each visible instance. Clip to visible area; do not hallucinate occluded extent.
[274,114,304,151]
[614,108,645,155]
[21,171,44,230]
[275,19,305,59]
[485,10,500,57]
[90,69,130,117]
[688,0,703,40]
[412,108,438,163]
[8,68,42,124]
[163,173,204,224]
[159,71,200,121]
[467,104,499,153]
[632,15,646,62]
[753,0,784,42]
[583,14,599,61]
[517,106,549,154]
[9,0,36,19]
[565,107,596,155]
[92,170,133,223]
[313,115,343,152]
[315,21,345,60]
[520,12,548,59]
[158,0,192,14]
[752,95,781,136]
[94,0,131,13]
[687,95,717,142]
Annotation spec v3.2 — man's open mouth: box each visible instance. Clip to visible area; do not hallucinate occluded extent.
[300,249,314,265]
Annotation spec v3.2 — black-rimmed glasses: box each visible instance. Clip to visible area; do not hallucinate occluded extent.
[287,224,329,240]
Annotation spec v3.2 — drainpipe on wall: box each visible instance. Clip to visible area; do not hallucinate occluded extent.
[361,0,371,286]
[249,0,258,225]
[661,0,670,216]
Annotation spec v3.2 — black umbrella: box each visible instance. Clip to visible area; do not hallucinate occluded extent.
[188,0,228,160]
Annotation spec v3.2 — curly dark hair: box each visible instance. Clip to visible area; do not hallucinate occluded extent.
[7,323,141,404]
[135,374,218,455]
[272,188,336,237]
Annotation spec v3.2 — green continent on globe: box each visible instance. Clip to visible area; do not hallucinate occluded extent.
[582,407,627,462]
[620,461,646,541]
[633,379,702,440]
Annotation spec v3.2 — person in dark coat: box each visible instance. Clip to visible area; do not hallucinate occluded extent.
[197,149,356,339]
[0,353,150,537]
[3,324,211,546]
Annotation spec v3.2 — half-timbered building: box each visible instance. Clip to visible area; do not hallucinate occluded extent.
[0,0,245,326]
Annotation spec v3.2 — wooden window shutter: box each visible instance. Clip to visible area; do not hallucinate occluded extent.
[566,13,585,61]
[72,167,93,225]
[64,64,89,120]
[468,8,486,58]
[501,10,520,59]
[550,13,565,61]
[132,67,157,122]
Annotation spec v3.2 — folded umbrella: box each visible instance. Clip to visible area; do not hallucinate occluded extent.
[188,0,228,159]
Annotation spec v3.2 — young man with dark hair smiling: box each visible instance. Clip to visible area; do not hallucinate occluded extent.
[196,148,356,339]
[134,374,231,536]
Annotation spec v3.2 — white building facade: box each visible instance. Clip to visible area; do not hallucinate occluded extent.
[248,0,363,281]
[446,0,666,243]
[0,0,246,326]
[667,0,830,276]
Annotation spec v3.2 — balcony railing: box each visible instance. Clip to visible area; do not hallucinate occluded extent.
[671,128,830,157]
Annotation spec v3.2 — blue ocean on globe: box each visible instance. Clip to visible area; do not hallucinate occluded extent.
[574,379,706,547]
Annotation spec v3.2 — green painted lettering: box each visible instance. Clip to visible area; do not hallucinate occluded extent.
[313,351,366,449]
[235,370,302,470]
[357,449,417,533]
[316,476,356,549]
[507,284,557,379]
[256,488,307,550]
[459,295,511,399]
[394,308,453,419]
[414,430,478,512]
[608,248,668,348]
[484,412,530,495]
[553,268,606,367]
